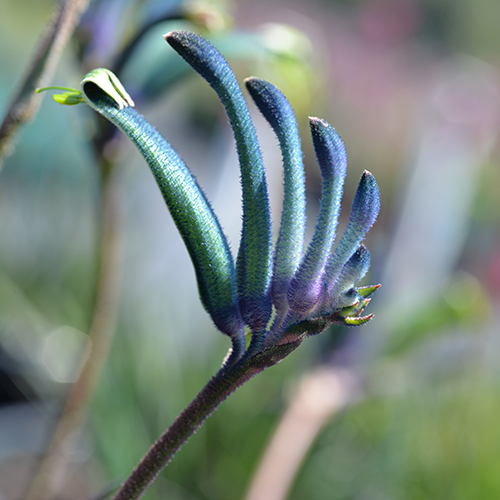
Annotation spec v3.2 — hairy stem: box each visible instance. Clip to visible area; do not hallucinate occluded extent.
[111,336,304,500]
[110,362,254,500]
[0,0,90,168]
[23,164,125,500]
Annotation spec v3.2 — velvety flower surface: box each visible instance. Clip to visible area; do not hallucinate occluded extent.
[44,30,380,365]
[38,29,382,500]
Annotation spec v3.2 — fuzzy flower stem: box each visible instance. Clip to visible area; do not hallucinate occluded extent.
[111,338,303,500]
[111,363,243,500]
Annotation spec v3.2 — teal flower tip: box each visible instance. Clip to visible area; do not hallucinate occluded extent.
[320,168,381,300]
[351,170,380,231]
[309,117,347,180]
[164,31,221,83]
[245,77,296,133]
[69,31,380,366]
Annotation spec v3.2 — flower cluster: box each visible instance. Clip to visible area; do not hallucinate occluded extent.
[44,30,380,366]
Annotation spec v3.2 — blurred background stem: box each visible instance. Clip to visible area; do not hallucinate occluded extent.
[23,162,125,500]
[0,0,90,169]
[244,366,360,500]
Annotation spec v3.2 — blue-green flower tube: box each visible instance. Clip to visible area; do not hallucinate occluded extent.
[244,77,306,316]
[336,244,371,294]
[323,171,380,301]
[164,30,273,331]
[287,118,347,314]
[321,244,370,313]
[80,69,245,357]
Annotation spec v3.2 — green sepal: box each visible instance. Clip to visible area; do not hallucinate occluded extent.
[283,297,375,336]
[343,314,374,326]
[357,284,381,298]
[37,71,135,109]
[354,298,371,316]
[339,301,360,317]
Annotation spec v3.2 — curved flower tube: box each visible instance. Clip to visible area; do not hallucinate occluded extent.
[39,30,381,499]
[79,68,246,360]
[39,33,381,349]
[244,77,306,318]
[165,30,274,333]
[323,170,380,295]
[287,118,347,314]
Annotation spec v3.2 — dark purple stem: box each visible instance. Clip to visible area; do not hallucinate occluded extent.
[111,338,303,500]
[111,363,256,499]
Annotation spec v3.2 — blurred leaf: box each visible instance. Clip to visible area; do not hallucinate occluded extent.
[385,272,491,356]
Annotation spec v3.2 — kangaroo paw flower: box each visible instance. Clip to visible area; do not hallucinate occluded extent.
[44,30,380,365]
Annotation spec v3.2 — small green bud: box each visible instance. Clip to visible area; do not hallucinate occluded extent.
[36,86,84,106]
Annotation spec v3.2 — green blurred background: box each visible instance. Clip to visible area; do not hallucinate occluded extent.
[1,0,500,499]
